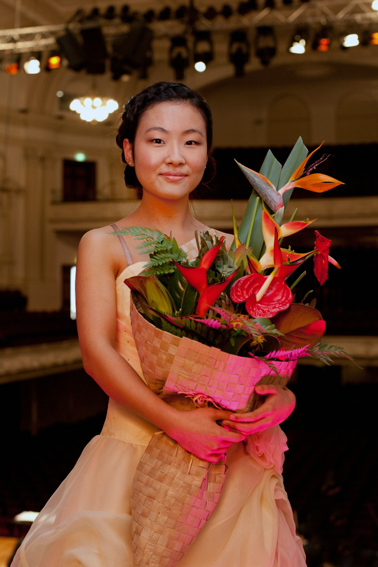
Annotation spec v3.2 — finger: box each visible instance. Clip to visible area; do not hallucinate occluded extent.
[254,384,279,395]
[212,409,235,421]
[220,430,246,442]
[228,409,274,422]
[226,418,273,435]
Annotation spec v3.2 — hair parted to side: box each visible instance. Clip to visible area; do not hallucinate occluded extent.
[115,81,216,194]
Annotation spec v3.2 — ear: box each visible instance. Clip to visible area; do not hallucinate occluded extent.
[123,139,134,166]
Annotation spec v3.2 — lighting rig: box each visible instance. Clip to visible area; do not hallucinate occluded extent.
[1,1,378,78]
[2,1,378,122]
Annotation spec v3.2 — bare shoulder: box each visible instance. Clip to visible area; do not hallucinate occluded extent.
[78,226,121,274]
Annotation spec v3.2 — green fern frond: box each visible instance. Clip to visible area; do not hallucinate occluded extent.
[308,342,357,366]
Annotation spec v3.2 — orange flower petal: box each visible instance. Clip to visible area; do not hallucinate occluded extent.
[290,143,324,181]
[280,219,316,238]
[293,173,344,193]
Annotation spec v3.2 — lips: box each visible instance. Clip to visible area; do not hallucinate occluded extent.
[160,172,187,181]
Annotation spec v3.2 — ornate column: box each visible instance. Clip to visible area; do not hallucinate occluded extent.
[24,147,58,310]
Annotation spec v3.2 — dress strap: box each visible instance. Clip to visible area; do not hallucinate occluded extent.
[111,223,133,265]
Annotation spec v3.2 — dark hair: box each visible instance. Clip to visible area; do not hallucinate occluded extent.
[116,81,215,192]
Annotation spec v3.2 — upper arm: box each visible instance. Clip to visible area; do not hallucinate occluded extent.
[76,229,119,367]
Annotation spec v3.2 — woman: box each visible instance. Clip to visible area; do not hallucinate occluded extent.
[12,81,306,566]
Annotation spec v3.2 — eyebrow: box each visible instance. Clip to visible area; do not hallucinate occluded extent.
[145,126,205,138]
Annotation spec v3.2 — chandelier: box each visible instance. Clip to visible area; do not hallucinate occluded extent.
[69,95,119,122]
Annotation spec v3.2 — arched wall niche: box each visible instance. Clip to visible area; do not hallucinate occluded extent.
[267,94,310,147]
[336,91,378,144]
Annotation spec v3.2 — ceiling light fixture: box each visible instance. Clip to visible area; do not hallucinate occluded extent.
[169,36,190,80]
[193,30,213,72]
[24,52,41,74]
[70,94,119,122]
[229,30,250,77]
[4,53,21,75]
[288,27,309,54]
[312,27,332,51]
[46,50,61,70]
[340,32,359,48]
[255,26,277,66]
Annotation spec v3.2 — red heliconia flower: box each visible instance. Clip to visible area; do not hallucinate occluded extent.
[313,230,340,285]
[174,237,238,317]
[231,272,293,318]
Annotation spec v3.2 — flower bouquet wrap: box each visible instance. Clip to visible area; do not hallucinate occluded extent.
[116,138,351,567]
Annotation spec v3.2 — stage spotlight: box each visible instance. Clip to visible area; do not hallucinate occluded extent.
[24,52,41,74]
[362,29,378,45]
[158,7,172,20]
[203,6,218,20]
[229,30,250,77]
[45,50,62,70]
[56,29,87,71]
[143,9,155,22]
[288,27,309,54]
[340,32,359,49]
[121,5,132,23]
[237,0,257,14]
[111,20,153,79]
[169,36,189,80]
[80,21,108,74]
[255,26,276,66]
[88,7,100,19]
[312,27,332,51]
[372,0,378,10]
[4,53,21,75]
[193,30,214,72]
[175,5,187,19]
[221,4,233,18]
[104,6,116,20]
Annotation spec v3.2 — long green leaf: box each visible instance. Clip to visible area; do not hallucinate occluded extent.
[277,136,308,202]
[260,149,281,188]
[237,150,282,259]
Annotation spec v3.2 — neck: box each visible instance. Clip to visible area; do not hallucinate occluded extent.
[129,193,198,237]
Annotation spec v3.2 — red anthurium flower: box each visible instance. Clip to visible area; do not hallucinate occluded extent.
[231,272,293,318]
[231,230,293,318]
[174,237,238,317]
[313,230,341,285]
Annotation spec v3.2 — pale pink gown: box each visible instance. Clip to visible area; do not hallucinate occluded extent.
[11,238,306,567]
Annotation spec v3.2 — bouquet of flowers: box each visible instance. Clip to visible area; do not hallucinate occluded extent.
[117,138,351,567]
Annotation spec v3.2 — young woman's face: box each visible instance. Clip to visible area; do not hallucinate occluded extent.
[123,101,208,202]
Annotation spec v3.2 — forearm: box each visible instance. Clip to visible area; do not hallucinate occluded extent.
[82,342,179,433]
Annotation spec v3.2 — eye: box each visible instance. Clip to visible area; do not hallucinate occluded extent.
[186,140,200,146]
[151,138,164,144]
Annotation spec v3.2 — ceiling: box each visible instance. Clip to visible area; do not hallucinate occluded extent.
[2,0,378,38]
[1,0,378,93]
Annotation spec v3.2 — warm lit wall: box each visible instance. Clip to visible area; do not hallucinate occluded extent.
[1,55,378,310]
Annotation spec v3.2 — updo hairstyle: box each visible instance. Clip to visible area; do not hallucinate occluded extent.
[116,81,215,192]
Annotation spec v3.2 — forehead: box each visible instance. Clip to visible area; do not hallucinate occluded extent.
[137,101,206,132]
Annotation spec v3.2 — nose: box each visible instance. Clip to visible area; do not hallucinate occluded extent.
[165,142,185,165]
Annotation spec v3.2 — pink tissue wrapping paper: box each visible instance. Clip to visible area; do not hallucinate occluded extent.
[130,298,297,412]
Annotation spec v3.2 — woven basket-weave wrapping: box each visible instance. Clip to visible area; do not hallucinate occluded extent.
[130,299,296,566]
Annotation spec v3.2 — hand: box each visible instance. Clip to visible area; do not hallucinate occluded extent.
[166,407,246,463]
[221,385,296,436]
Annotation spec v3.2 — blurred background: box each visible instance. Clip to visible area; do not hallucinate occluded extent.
[0,0,378,565]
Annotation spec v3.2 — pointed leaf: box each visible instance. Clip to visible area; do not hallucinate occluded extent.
[272,303,325,348]
[260,150,281,188]
[235,160,283,213]
[277,137,308,208]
